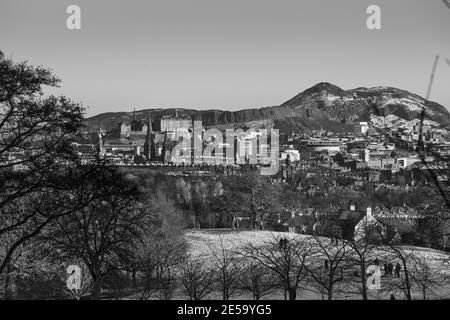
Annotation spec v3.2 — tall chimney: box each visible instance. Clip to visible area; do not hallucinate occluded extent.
[366,207,372,219]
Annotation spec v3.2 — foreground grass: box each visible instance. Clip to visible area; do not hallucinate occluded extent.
[183,229,450,300]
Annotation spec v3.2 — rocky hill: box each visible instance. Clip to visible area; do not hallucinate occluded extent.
[86,82,450,135]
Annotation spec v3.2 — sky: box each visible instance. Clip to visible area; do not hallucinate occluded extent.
[1,0,449,117]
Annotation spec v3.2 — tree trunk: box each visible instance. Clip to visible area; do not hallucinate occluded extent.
[146,273,152,289]
[4,265,14,300]
[132,269,137,288]
[192,214,197,229]
[91,274,103,300]
[251,191,257,229]
[360,264,368,300]
[402,262,412,300]
[288,287,296,300]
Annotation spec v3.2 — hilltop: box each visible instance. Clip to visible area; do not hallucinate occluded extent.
[86,82,450,134]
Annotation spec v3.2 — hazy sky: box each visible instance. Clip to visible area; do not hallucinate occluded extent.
[1,0,449,117]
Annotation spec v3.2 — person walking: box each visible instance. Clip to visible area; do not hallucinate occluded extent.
[388,262,394,276]
[232,212,239,230]
[384,263,389,276]
[395,262,401,278]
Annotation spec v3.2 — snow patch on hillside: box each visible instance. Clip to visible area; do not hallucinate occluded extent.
[382,97,427,113]
[370,114,440,130]
[325,94,354,102]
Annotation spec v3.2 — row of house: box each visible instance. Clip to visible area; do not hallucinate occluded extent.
[284,203,428,242]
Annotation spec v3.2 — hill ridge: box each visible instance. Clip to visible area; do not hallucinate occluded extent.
[86,82,450,134]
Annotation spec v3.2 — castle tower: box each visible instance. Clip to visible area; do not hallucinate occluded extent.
[150,121,156,159]
[143,117,154,160]
[162,130,171,163]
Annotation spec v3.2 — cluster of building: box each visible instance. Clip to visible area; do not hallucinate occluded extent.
[74,112,191,165]
[4,110,450,247]
[75,112,280,168]
[68,112,450,186]
[278,120,450,184]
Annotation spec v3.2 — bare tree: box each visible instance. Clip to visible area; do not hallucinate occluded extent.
[239,262,279,300]
[152,236,187,300]
[346,226,380,300]
[208,236,241,300]
[379,244,414,300]
[132,234,158,300]
[48,165,150,299]
[180,257,215,300]
[241,235,313,300]
[0,238,60,299]
[132,232,174,301]
[223,173,281,230]
[306,236,350,300]
[133,192,187,300]
[409,254,445,300]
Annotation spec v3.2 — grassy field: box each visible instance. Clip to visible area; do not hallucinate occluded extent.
[186,229,303,258]
[184,229,450,300]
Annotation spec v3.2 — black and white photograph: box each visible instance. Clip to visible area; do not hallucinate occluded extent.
[1,0,450,312]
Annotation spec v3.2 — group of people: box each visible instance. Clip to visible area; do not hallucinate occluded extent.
[383,261,402,278]
[279,237,289,249]
[373,258,402,278]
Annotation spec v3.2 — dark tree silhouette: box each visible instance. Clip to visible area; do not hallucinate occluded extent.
[242,235,313,300]
[0,56,85,275]
[46,163,151,299]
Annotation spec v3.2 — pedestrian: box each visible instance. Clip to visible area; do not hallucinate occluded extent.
[279,238,284,249]
[279,237,288,249]
[231,212,238,230]
[395,262,401,278]
[384,263,388,276]
[388,262,393,276]
[283,238,288,249]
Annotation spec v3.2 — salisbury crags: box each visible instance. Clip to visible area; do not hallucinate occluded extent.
[86,82,450,135]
